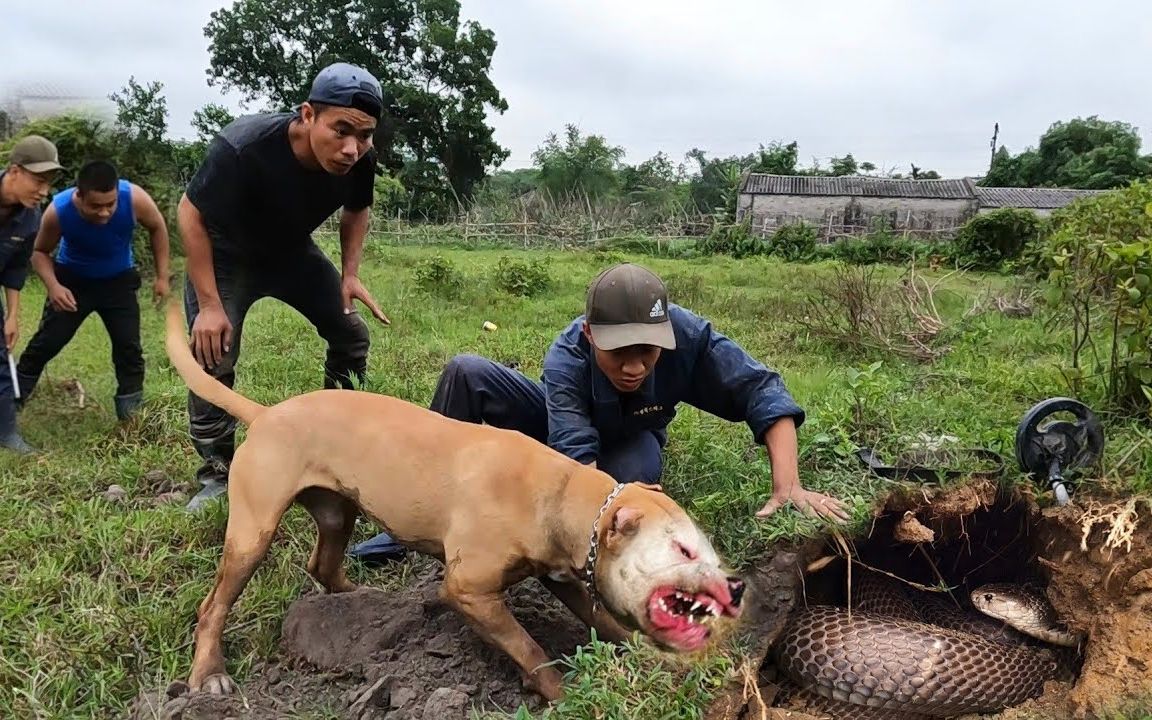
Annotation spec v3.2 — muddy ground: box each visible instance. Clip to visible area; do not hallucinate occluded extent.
[127,481,1151,720]
[128,558,592,720]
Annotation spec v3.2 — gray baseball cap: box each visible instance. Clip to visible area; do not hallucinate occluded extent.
[585,263,676,351]
[307,62,385,118]
[8,135,64,174]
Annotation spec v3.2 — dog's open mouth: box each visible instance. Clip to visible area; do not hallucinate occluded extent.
[646,587,725,650]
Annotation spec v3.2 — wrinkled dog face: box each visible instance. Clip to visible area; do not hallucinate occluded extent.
[595,487,745,652]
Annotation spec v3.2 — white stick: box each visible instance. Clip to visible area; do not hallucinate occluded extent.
[8,353,18,399]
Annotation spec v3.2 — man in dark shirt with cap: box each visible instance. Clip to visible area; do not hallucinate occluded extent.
[0,135,64,453]
[178,62,391,510]
[349,262,849,563]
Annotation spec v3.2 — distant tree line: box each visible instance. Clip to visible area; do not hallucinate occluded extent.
[1,0,1150,230]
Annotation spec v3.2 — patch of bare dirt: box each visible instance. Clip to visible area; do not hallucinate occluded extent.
[1030,496,1152,719]
[127,560,592,720]
[706,482,1152,720]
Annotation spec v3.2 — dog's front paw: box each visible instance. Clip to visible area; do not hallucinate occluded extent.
[199,672,238,695]
[523,667,565,703]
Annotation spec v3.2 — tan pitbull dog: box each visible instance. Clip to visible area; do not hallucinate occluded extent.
[164,301,746,701]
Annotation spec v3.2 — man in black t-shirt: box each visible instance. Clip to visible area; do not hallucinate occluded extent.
[179,62,391,511]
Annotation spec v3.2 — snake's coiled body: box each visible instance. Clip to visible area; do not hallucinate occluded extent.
[770,572,1082,719]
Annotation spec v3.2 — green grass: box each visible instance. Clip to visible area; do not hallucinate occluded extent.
[2,238,1150,719]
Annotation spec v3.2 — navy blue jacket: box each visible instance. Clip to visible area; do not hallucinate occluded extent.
[540,303,806,465]
[0,171,40,294]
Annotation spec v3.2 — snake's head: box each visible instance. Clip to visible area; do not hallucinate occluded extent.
[970,582,1060,632]
[592,484,745,653]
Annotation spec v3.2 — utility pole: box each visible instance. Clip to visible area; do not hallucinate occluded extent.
[989,122,999,172]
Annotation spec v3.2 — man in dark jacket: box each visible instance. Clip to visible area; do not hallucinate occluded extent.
[177,62,391,511]
[0,135,64,454]
[349,262,849,563]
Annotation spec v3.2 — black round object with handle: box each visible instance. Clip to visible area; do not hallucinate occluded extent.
[1015,397,1104,505]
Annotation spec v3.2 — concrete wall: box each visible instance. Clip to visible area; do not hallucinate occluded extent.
[976,206,1052,218]
[739,194,977,237]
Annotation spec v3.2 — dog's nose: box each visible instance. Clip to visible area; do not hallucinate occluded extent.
[727,576,745,607]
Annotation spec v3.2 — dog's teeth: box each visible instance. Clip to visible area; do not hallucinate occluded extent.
[690,601,702,613]
[659,599,668,611]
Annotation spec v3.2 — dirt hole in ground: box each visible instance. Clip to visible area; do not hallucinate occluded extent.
[712,480,1152,720]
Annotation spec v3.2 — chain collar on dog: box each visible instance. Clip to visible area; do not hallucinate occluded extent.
[580,482,626,612]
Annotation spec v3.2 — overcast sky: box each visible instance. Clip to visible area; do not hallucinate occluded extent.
[4,0,1150,178]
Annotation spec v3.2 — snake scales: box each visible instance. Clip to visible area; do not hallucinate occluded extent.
[769,570,1084,719]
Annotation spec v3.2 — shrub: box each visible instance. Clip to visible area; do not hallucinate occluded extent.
[817,231,943,267]
[495,255,553,297]
[413,254,465,298]
[695,218,766,259]
[1033,180,1152,414]
[797,262,949,363]
[955,208,1042,270]
[767,222,819,261]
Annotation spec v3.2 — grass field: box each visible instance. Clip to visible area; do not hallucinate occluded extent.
[2,237,1151,719]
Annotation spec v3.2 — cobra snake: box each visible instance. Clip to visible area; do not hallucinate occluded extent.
[769,570,1085,719]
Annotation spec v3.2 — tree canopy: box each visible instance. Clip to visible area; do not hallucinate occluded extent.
[982,116,1152,189]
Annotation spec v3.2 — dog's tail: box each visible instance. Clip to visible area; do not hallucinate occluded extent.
[164,298,265,426]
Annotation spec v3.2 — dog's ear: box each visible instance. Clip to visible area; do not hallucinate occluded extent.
[634,482,663,493]
[606,505,643,550]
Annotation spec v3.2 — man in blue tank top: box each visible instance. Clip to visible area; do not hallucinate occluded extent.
[15,160,171,422]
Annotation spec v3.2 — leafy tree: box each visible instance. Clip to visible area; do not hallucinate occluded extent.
[191,103,236,144]
[829,153,858,176]
[686,141,799,217]
[531,124,624,201]
[476,168,540,199]
[754,141,800,175]
[109,77,168,145]
[982,116,1152,189]
[107,77,175,184]
[619,151,687,211]
[202,0,510,220]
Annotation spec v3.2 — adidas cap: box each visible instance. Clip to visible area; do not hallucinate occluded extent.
[585,263,676,351]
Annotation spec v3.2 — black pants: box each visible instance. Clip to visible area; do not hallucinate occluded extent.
[184,243,370,475]
[428,353,664,484]
[17,266,144,399]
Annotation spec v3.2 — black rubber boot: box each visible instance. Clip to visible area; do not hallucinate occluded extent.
[0,398,35,454]
[185,457,230,512]
[114,391,144,421]
[185,436,234,513]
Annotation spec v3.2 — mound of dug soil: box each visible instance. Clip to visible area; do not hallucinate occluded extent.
[127,560,592,720]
